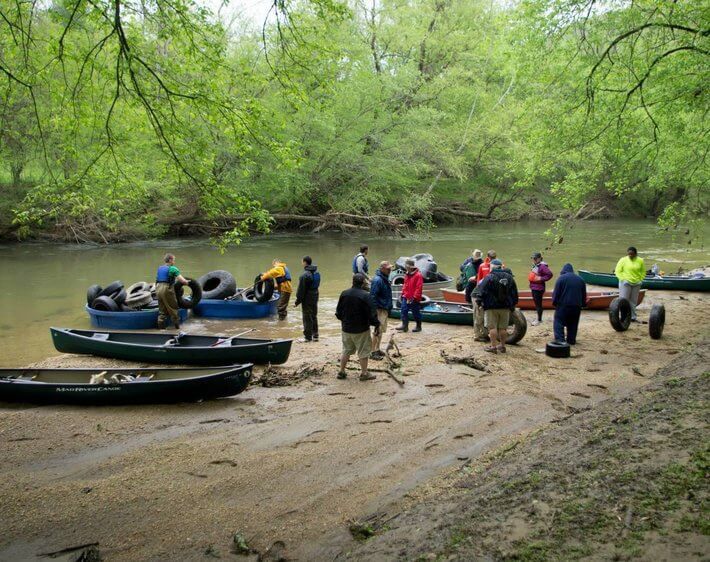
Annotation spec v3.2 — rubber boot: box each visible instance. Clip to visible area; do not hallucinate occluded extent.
[395,322,408,333]
[412,321,422,333]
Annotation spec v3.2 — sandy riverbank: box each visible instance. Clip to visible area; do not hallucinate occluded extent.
[0,290,707,560]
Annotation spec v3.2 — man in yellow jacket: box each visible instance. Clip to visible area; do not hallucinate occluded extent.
[259,259,292,320]
[615,246,645,321]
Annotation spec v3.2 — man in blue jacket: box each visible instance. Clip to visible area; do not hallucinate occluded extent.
[294,256,321,342]
[552,263,587,345]
[369,261,393,359]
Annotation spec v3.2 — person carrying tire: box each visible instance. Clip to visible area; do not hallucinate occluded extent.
[259,259,292,320]
[615,246,645,322]
[529,251,554,326]
[155,253,188,329]
[294,256,321,342]
[369,261,393,359]
[475,259,519,354]
[396,259,424,333]
[552,263,587,345]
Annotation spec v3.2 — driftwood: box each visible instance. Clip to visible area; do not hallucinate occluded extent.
[440,350,489,372]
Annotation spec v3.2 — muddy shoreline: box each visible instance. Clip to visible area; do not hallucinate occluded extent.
[0,291,707,560]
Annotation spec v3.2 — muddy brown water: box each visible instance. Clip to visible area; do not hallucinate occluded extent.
[0,219,707,366]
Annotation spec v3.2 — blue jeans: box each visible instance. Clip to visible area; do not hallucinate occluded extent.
[400,297,422,327]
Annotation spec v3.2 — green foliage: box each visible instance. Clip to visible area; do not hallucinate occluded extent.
[0,0,707,244]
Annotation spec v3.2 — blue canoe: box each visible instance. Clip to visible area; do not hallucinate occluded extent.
[193,293,280,319]
[86,305,188,329]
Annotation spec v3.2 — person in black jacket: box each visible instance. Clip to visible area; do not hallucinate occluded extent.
[475,260,519,354]
[552,263,587,345]
[294,256,321,342]
[335,273,380,381]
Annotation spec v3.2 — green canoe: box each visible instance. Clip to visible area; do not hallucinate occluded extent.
[50,328,293,365]
[578,270,710,292]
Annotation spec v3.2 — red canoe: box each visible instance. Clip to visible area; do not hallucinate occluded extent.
[441,288,646,310]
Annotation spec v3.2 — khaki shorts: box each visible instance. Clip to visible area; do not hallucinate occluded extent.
[484,308,510,331]
[376,309,389,334]
[342,330,372,360]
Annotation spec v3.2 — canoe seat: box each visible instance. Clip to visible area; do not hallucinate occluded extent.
[91,333,110,341]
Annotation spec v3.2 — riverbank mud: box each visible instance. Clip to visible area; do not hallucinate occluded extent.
[0,290,707,560]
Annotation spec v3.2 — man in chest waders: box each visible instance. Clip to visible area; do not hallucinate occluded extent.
[156,253,189,329]
[259,259,292,320]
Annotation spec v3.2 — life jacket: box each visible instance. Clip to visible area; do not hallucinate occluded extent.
[276,266,291,285]
[156,265,174,285]
[352,253,369,274]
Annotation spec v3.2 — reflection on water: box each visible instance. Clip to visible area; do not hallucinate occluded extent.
[0,219,706,366]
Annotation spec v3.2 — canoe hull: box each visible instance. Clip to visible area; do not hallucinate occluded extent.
[86,305,188,329]
[578,270,710,291]
[441,288,646,310]
[0,366,252,405]
[389,300,473,325]
[50,328,293,365]
[193,294,279,319]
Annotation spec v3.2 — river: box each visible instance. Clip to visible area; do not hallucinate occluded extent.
[0,219,707,366]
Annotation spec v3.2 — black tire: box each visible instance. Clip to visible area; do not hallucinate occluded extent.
[253,276,275,303]
[98,281,123,298]
[145,299,159,309]
[148,283,157,297]
[126,281,150,296]
[649,304,666,339]
[124,290,153,309]
[506,309,528,345]
[197,270,236,300]
[545,340,571,358]
[91,295,119,312]
[391,274,405,286]
[119,304,134,312]
[110,288,127,306]
[175,279,203,309]
[86,284,102,306]
[609,297,632,332]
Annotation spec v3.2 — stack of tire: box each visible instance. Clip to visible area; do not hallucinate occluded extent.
[87,281,157,312]
[197,270,274,304]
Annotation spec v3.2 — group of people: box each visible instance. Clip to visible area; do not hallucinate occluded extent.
[153,244,647,380]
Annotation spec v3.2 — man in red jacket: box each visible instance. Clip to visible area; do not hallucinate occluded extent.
[396,259,424,333]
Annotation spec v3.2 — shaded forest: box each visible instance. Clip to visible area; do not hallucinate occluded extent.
[0,0,707,245]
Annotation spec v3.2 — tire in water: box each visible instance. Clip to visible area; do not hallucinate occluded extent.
[649,303,666,339]
[608,297,631,332]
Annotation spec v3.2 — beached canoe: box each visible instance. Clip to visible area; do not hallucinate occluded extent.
[193,293,279,319]
[50,328,293,365]
[441,288,646,310]
[389,301,527,343]
[578,270,710,292]
[0,365,252,405]
[85,305,188,329]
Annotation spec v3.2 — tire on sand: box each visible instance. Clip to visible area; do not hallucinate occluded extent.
[546,340,571,358]
[197,270,236,300]
[175,279,203,309]
[609,297,631,332]
[505,309,528,345]
[91,296,119,312]
[649,303,666,339]
[86,285,102,306]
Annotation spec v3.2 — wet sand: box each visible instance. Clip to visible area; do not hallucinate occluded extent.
[0,290,707,560]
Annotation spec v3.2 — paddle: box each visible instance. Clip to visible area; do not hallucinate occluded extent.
[210,329,255,347]
[226,284,256,301]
